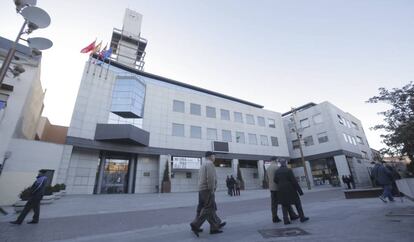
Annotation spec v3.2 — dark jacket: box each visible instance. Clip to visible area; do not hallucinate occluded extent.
[273,167,303,205]
[30,175,48,201]
[371,164,393,186]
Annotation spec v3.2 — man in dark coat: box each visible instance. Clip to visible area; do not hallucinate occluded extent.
[273,158,309,225]
[229,175,236,196]
[267,156,299,223]
[226,176,231,196]
[10,170,48,225]
[371,162,395,202]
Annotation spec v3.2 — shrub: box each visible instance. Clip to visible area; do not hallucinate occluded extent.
[52,184,61,193]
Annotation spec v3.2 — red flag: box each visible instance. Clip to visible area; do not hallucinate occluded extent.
[80,40,96,53]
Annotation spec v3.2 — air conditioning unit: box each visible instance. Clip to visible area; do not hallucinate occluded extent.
[212,141,229,153]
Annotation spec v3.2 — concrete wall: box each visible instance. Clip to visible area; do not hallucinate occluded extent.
[0,139,64,205]
[240,168,261,190]
[171,170,199,192]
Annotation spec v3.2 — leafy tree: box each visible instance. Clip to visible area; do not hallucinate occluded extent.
[367,82,414,166]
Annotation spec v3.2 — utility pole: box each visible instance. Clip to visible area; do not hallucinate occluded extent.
[291,108,312,190]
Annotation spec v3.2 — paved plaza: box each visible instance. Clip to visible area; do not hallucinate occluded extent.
[0,188,413,242]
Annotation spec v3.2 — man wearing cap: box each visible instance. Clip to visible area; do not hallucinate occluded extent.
[190,151,223,237]
[274,158,309,225]
[10,169,48,225]
[267,156,299,223]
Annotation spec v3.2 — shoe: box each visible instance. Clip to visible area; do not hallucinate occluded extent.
[300,217,309,223]
[210,230,223,234]
[284,220,291,225]
[379,196,387,203]
[290,215,299,221]
[9,221,21,225]
[272,217,282,223]
[219,222,226,228]
[389,199,395,203]
[27,221,38,224]
[190,224,200,237]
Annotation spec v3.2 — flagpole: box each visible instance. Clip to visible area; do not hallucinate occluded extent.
[105,58,112,80]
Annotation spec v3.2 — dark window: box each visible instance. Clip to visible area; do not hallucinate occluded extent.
[186,172,192,178]
[304,136,314,146]
[271,136,279,146]
[292,139,300,149]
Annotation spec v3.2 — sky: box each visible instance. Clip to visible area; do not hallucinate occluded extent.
[1,0,413,150]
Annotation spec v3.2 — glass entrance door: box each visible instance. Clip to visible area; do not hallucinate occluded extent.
[101,159,129,194]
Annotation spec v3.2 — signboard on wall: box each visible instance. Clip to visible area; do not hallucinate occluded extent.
[172,157,201,170]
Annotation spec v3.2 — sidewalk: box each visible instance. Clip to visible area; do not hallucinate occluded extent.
[1,186,339,221]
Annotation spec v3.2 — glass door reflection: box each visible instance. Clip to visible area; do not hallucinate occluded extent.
[101,159,129,194]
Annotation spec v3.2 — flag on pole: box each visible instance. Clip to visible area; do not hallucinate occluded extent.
[98,43,108,59]
[101,47,113,61]
[91,41,102,55]
[80,40,96,53]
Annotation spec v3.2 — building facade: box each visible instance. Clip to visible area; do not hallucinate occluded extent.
[282,102,373,188]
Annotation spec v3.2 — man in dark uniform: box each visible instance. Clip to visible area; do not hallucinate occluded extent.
[273,158,309,225]
[10,170,48,225]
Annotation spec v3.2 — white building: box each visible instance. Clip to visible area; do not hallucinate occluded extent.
[282,102,373,188]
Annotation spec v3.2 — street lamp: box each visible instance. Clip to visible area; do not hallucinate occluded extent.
[290,108,312,190]
[0,2,52,85]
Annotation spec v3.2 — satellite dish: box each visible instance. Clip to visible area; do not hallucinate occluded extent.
[27,37,53,50]
[21,6,50,29]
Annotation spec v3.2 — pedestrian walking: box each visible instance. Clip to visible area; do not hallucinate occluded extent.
[371,161,395,203]
[235,178,241,196]
[267,156,299,223]
[10,170,48,225]
[342,175,351,189]
[273,158,309,225]
[385,165,401,197]
[190,151,224,237]
[226,176,232,196]
[229,175,236,196]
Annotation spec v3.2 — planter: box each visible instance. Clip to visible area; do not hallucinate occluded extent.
[396,178,414,201]
[161,181,171,193]
[41,195,55,205]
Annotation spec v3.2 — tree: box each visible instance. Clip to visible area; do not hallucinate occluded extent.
[367,82,414,164]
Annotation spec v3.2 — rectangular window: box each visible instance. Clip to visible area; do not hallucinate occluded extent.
[257,116,266,127]
[300,118,310,129]
[352,121,359,130]
[343,133,348,143]
[173,100,185,113]
[361,151,368,159]
[356,136,364,144]
[190,126,202,139]
[292,139,300,149]
[246,114,255,125]
[234,112,243,123]
[345,119,352,128]
[207,128,218,140]
[270,136,279,146]
[317,132,329,143]
[268,118,276,128]
[338,114,344,125]
[206,106,216,118]
[222,130,232,142]
[313,113,323,124]
[350,136,357,145]
[220,109,230,120]
[304,135,314,146]
[235,132,245,144]
[172,123,185,137]
[248,133,258,145]
[186,172,192,179]
[190,103,201,116]
[260,135,269,146]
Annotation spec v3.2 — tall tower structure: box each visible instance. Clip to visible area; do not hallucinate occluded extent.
[110,9,147,70]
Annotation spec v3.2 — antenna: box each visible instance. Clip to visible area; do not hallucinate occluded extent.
[21,6,51,29]
[27,37,53,50]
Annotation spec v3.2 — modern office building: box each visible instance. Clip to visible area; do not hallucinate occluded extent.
[55,9,290,195]
[282,102,373,188]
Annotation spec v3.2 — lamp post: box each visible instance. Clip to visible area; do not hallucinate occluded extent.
[290,108,312,190]
[0,2,52,85]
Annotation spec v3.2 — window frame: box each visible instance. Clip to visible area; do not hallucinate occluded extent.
[173,100,185,113]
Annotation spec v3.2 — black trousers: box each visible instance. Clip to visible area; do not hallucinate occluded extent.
[17,199,41,223]
[192,190,220,230]
[271,191,297,219]
[282,199,305,222]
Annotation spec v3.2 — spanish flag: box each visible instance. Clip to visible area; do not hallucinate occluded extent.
[80,40,96,53]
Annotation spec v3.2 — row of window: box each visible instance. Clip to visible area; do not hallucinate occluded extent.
[289,113,323,132]
[172,123,279,146]
[292,132,329,149]
[343,133,364,146]
[337,114,359,130]
[172,100,276,128]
